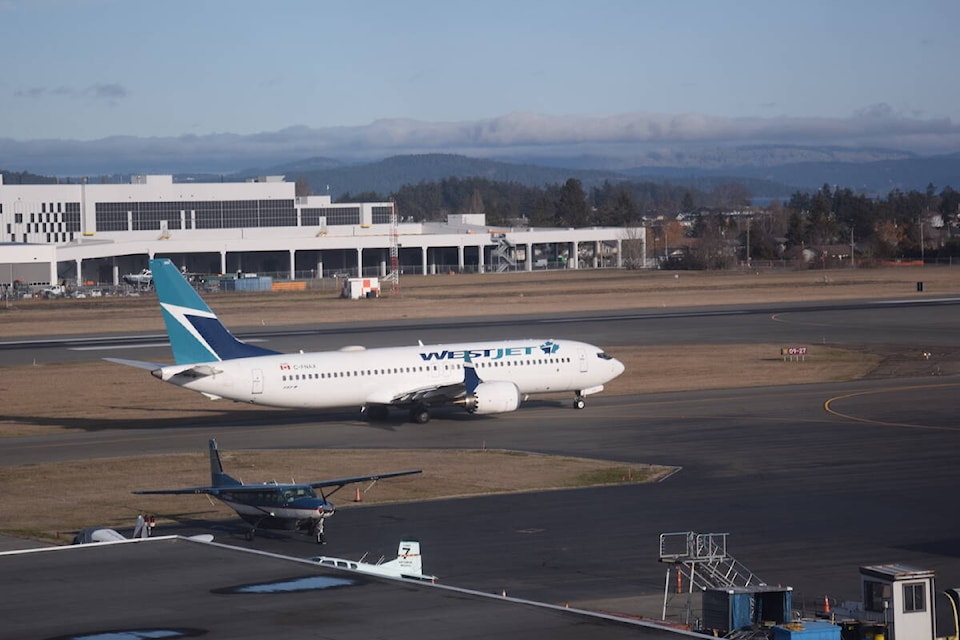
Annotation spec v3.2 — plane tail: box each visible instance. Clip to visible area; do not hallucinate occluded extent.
[150,257,279,364]
[209,439,242,488]
[395,540,424,576]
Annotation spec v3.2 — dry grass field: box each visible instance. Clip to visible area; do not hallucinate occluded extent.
[1,265,957,540]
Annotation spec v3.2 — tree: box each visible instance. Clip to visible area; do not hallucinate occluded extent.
[463,188,484,214]
[528,195,554,227]
[555,178,591,227]
[619,226,646,269]
[294,176,312,197]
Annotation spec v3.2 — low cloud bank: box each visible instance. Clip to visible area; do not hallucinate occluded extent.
[2,108,958,175]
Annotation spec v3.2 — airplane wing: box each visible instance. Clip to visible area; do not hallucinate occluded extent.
[134,469,421,496]
[307,469,422,491]
[369,355,481,407]
[366,382,467,407]
[133,486,222,496]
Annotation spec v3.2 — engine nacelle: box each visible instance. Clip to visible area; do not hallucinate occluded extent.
[463,381,521,415]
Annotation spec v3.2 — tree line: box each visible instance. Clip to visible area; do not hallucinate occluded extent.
[338,176,960,267]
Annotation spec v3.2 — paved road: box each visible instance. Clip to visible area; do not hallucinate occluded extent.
[2,297,960,619]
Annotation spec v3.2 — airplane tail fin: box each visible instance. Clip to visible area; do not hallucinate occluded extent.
[209,439,242,488]
[150,257,279,364]
[395,540,423,576]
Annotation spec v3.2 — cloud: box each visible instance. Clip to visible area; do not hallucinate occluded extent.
[1,109,958,175]
[14,82,129,103]
[88,83,128,100]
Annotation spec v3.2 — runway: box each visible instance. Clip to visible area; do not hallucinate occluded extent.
[2,297,960,632]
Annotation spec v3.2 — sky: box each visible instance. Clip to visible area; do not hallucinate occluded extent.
[2,0,959,172]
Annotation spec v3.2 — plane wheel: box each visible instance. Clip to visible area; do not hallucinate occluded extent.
[410,407,431,424]
[573,396,586,410]
[245,529,255,541]
[367,405,389,421]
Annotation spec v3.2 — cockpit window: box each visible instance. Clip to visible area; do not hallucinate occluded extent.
[282,487,316,502]
[596,352,614,360]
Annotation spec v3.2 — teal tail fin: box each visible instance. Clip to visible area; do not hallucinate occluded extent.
[208,439,242,488]
[150,258,278,364]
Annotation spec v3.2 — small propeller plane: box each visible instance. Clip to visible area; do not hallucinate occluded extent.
[134,440,421,543]
[310,539,438,582]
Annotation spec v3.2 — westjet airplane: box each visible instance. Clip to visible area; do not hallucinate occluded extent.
[108,258,625,423]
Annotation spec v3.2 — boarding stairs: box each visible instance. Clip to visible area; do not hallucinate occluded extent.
[491,233,516,272]
[658,532,766,629]
[659,531,765,590]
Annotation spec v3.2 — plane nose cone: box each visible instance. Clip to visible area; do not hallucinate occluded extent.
[612,358,625,378]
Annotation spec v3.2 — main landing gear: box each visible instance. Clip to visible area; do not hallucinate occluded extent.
[573,393,586,410]
[363,403,432,424]
[409,404,431,424]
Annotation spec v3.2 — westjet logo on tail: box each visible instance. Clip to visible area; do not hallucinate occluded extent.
[418,341,560,362]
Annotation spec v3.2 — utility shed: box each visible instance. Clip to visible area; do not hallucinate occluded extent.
[702,585,793,635]
[860,564,936,640]
[341,277,380,299]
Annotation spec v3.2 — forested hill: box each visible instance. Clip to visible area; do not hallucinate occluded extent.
[232,153,792,201]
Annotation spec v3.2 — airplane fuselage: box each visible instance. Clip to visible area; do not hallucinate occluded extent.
[217,488,332,531]
[154,338,623,411]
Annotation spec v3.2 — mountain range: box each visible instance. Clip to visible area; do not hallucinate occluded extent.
[225,147,960,200]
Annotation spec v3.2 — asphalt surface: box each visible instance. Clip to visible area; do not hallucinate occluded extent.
[2,296,960,637]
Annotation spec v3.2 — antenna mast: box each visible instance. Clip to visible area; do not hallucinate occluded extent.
[387,199,400,295]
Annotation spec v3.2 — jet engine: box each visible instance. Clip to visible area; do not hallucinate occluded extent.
[462,381,521,415]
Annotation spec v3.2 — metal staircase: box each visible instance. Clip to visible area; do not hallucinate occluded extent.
[491,233,516,272]
[659,531,766,590]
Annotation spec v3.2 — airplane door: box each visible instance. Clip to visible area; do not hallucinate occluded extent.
[251,368,264,395]
[577,348,588,373]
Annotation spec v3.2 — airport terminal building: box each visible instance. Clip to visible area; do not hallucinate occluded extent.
[0,174,639,287]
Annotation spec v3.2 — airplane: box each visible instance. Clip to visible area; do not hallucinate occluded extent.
[71,514,215,545]
[107,257,625,424]
[122,268,153,286]
[309,539,438,582]
[133,439,421,543]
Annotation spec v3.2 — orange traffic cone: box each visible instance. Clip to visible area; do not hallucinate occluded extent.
[824,595,830,614]
[354,487,362,502]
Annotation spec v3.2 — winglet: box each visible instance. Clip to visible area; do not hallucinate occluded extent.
[463,353,481,394]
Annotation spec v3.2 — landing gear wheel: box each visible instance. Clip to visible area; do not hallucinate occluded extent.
[313,521,325,544]
[573,395,586,410]
[366,405,389,421]
[245,529,255,541]
[409,406,431,424]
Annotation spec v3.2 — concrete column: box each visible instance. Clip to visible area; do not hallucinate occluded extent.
[570,242,578,270]
[356,247,363,277]
[421,247,427,276]
[316,261,324,279]
[74,258,82,286]
[220,251,227,275]
[478,243,485,274]
[458,245,465,272]
[289,249,296,280]
[380,260,386,277]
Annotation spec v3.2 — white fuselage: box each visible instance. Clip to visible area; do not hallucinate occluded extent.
[156,339,624,410]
